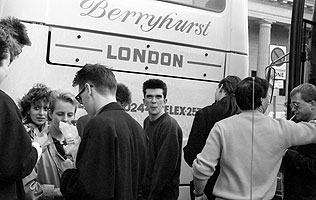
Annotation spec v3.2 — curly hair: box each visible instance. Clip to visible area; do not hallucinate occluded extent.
[19,83,51,122]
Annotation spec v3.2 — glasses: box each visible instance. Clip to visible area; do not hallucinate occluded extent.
[75,87,86,105]
[75,85,94,104]
[289,102,301,110]
[289,100,314,110]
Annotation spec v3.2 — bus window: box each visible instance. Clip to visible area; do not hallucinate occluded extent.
[158,0,226,12]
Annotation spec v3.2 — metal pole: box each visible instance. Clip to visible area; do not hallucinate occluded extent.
[287,0,305,119]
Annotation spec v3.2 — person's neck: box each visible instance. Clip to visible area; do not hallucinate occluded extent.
[256,105,266,114]
[216,91,227,101]
[307,113,316,122]
[49,126,64,141]
[94,95,117,112]
[149,112,165,122]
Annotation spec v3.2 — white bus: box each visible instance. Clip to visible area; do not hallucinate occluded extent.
[0,0,249,199]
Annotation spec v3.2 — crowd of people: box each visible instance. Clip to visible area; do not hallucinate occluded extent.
[1,16,316,200]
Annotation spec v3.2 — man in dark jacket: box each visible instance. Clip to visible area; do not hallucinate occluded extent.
[0,17,46,200]
[283,83,316,200]
[61,64,148,200]
[183,75,241,200]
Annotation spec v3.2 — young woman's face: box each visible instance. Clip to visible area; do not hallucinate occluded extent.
[49,99,76,132]
[28,101,49,126]
[0,52,10,85]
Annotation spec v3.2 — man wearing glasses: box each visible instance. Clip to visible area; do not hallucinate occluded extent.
[282,83,316,200]
[60,63,148,200]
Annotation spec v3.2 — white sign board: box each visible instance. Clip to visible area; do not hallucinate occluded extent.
[270,45,286,80]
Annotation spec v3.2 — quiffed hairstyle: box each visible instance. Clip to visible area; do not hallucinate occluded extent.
[116,83,132,106]
[72,63,117,94]
[290,83,316,102]
[19,83,51,122]
[235,77,269,111]
[142,79,167,99]
[0,16,31,62]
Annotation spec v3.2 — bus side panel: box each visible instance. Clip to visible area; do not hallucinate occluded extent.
[226,53,249,77]
[1,23,78,102]
[0,1,249,200]
[230,0,249,55]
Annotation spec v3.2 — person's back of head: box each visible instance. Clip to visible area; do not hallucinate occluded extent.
[215,75,242,115]
[0,28,10,63]
[72,63,117,96]
[0,16,31,63]
[236,77,269,111]
[142,79,167,98]
[0,17,31,47]
[0,23,19,64]
[219,75,241,95]
[116,83,132,107]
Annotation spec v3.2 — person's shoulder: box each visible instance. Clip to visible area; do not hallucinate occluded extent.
[215,112,240,124]
[0,91,20,118]
[161,113,182,131]
[198,102,224,115]
[78,114,90,121]
[199,102,215,111]
[0,90,13,104]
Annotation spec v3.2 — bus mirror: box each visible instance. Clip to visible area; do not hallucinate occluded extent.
[265,66,275,104]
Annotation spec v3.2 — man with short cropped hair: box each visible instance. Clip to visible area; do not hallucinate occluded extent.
[142,79,183,200]
[61,64,148,200]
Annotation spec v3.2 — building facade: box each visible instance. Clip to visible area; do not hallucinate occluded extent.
[249,0,315,117]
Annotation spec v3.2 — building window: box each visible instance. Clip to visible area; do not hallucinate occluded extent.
[157,0,226,12]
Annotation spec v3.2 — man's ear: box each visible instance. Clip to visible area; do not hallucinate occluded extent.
[86,83,93,96]
[164,98,168,104]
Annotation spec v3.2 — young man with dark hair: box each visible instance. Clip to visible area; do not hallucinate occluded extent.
[142,79,183,200]
[193,77,316,200]
[60,64,148,200]
[76,82,132,138]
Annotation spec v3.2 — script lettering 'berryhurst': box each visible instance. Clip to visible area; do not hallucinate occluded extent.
[79,0,211,36]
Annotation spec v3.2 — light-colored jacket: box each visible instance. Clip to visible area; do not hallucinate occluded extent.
[193,110,316,200]
[23,123,77,200]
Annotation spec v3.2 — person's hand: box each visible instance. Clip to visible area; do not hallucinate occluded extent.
[59,121,79,144]
[53,187,62,197]
[33,132,49,148]
[195,194,208,200]
[65,136,76,145]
